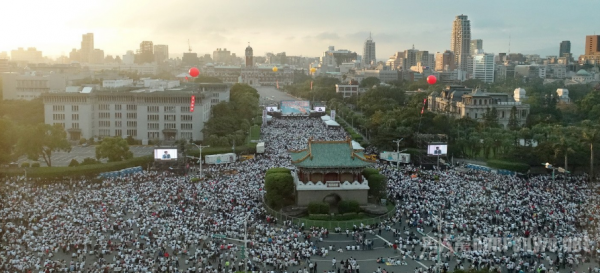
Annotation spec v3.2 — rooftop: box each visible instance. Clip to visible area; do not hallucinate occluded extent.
[289,138,374,168]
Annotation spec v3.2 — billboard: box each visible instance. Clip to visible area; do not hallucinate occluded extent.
[266,106,279,112]
[281,100,311,115]
[379,152,411,163]
[154,149,178,160]
[427,144,448,156]
[314,106,326,112]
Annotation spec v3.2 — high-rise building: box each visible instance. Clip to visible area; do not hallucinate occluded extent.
[435,50,455,71]
[80,33,94,63]
[213,48,232,64]
[415,50,431,68]
[404,48,418,68]
[154,45,169,63]
[91,49,104,64]
[136,41,154,64]
[451,15,471,72]
[470,39,483,56]
[473,53,495,83]
[585,35,600,55]
[559,41,571,57]
[0,58,8,73]
[245,45,253,67]
[123,51,135,64]
[10,47,44,64]
[363,33,376,67]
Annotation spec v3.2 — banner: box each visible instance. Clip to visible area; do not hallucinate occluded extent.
[276,80,279,89]
[190,95,196,112]
[310,81,313,90]
[330,110,336,121]
[262,109,267,125]
[420,98,427,115]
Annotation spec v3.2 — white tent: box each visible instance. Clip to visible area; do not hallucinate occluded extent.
[324,120,340,127]
[351,140,364,151]
[321,115,331,121]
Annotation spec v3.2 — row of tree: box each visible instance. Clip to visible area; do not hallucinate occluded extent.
[202,83,260,147]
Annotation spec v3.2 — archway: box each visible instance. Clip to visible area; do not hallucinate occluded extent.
[323,193,342,214]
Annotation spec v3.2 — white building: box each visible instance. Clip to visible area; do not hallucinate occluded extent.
[42,83,230,142]
[122,51,135,65]
[472,53,495,83]
[103,79,134,89]
[513,88,527,102]
[335,84,367,98]
[84,63,158,75]
[556,88,570,103]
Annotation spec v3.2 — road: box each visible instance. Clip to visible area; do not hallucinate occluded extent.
[16,145,155,167]
[255,86,300,104]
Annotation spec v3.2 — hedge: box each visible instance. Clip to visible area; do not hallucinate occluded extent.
[338,200,361,214]
[266,167,292,175]
[487,159,530,173]
[308,202,330,215]
[362,168,380,178]
[0,156,154,179]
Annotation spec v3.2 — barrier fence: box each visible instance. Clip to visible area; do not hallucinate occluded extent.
[262,196,397,230]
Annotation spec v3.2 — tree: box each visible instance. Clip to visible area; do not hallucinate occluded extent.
[0,118,17,165]
[552,136,575,171]
[581,120,600,180]
[360,77,380,88]
[194,75,223,83]
[16,124,71,167]
[95,136,133,162]
[264,172,295,209]
[507,106,520,131]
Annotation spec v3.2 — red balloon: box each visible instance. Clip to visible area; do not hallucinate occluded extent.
[185,76,188,80]
[427,75,437,85]
[189,67,200,77]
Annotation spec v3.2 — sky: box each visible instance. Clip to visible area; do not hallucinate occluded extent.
[1,0,598,60]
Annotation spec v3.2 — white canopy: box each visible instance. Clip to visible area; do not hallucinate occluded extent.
[324,120,340,127]
[320,115,331,121]
[351,140,364,151]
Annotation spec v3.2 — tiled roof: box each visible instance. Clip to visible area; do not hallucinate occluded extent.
[289,138,374,168]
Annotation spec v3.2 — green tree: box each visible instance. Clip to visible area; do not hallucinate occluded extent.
[360,77,380,88]
[194,75,223,83]
[582,120,600,180]
[264,172,295,209]
[0,118,17,164]
[16,124,71,167]
[95,136,133,162]
[507,106,520,131]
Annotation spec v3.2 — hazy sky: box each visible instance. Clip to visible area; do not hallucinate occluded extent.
[1,0,598,60]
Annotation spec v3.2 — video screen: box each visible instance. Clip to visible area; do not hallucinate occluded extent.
[314,106,326,112]
[427,144,447,156]
[154,149,178,160]
[266,106,279,112]
[281,100,311,115]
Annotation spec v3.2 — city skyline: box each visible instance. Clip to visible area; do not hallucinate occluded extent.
[1,0,598,60]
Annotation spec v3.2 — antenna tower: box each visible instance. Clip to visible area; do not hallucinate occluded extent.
[188,39,192,53]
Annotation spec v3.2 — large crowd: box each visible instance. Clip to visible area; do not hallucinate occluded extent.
[1,117,599,273]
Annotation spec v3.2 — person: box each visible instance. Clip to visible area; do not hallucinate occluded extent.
[433,147,442,155]
[162,150,171,159]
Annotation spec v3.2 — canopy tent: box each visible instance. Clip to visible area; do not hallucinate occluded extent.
[324,120,340,127]
[351,140,364,151]
[320,115,331,121]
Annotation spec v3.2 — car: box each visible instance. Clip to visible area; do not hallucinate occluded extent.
[81,143,89,147]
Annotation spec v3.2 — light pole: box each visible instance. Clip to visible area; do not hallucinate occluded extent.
[193,144,209,179]
[544,163,555,182]
[392,138,404,169]
[243,213,252,273]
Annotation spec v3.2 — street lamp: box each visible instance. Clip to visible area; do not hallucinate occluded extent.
[392,138,404,169]
[192,144,209,179]
[243,213,252,273]
[543,163,555,182]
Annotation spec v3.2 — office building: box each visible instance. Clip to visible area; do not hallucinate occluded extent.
[0,59,8,73]
[182,52,200,66]
[122,51,135,65]
[213,48,233,64]
[363,33,376,67]
[153,45,169,63]
[386,52,406,71]
[42,83,230,142]
[136,41,154,64]
[472,53,495,83]
[91,49,104,64]
[435,50,455,71]
[428,85,530,128]
[470,39,483,56]
[10,47,44,64]
[80,33,94,63]
[559,41,571,57]
[585,35,600,55]
[335,84,367,98]
[451,15,471,72]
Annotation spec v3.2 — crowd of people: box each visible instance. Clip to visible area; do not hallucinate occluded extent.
[0,116,599,273]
